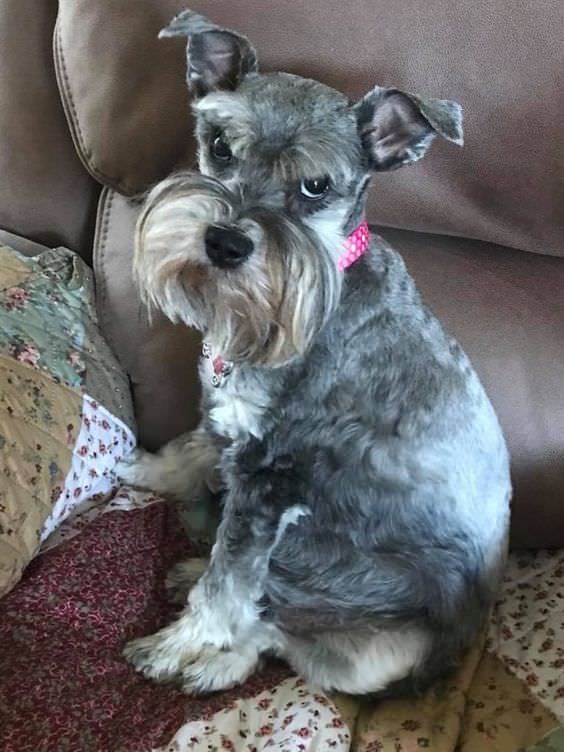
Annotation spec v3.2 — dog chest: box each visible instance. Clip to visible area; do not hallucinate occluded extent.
[201,362,270,441]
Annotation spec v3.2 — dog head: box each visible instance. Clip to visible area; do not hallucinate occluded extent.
[135,10,463,367]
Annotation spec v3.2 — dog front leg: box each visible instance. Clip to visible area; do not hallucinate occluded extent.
[116,426,221,500]
[124,501,284,694]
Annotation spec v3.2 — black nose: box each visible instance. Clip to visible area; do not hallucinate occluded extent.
[205,226,253,269]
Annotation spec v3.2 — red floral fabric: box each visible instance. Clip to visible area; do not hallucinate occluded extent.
[0,503,290,752]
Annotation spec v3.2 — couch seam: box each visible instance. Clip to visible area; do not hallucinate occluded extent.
[92,187,116,353]
[53,22,88,163]
[52,19,138,196]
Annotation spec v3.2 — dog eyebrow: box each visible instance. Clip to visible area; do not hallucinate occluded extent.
[273,146,355,190]
[194,91,253,123]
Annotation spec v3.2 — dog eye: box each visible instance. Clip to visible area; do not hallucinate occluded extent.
[210,134,233,162]
[299,176,330,200]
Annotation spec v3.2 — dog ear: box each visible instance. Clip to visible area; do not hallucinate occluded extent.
[160,10,258,97]
[354,86,463,171]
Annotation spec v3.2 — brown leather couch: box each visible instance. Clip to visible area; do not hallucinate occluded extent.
[1,0,562,549]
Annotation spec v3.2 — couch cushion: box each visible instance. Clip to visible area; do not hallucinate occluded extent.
[94,190,564,549]
[56,0,564,257]
[54,0,194,197]
[0,0,99,260]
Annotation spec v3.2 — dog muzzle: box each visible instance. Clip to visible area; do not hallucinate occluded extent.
[202,221,370,387]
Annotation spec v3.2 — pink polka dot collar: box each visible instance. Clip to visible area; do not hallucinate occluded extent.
[338,221,370,271]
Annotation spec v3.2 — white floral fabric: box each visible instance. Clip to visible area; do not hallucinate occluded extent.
[487,549,564,723]
[40,395,136,544]
[40,485,163,553]
[155,677,351,752]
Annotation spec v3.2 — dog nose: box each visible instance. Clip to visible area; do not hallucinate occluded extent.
[205,226,253,268]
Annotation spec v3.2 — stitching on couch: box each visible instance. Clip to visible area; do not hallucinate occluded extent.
[53,23,88,164]
[92,187,116,352]
[52,19,137,196]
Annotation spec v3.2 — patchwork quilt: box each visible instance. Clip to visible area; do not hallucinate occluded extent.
[0,244,135,595]
[0,492,562,752]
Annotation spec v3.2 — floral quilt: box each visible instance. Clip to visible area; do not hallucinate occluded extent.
[0,244,135,596]
[0,490,562,752]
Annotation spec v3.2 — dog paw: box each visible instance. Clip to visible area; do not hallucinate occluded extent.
[181,648,260,695]
[165,559,209,605]
[123,632,249,692]
[115,449,151,487]
[123,631,194,682]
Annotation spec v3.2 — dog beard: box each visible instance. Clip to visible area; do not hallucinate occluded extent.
[134,172,343,367]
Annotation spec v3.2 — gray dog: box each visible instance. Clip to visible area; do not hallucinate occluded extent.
[118,9,511,696]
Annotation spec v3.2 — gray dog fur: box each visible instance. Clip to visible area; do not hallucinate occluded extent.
[118,9,511,696]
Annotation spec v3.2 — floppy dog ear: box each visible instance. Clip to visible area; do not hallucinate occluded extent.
[160,10,258,97]
[354,86,463,171]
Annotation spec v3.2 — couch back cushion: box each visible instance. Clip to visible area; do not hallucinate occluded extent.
[55,0,564,257]
[0,0,99,259]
